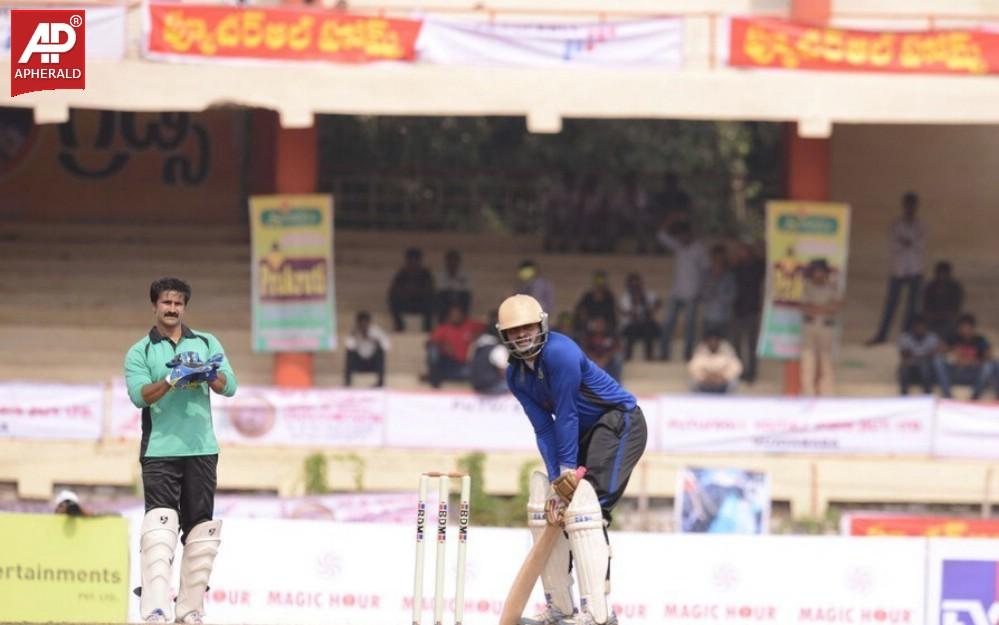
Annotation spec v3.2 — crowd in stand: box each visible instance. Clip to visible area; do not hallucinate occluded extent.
[342,186,995,400]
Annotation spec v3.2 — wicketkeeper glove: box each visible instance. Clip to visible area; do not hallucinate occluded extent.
[165,352,224,388]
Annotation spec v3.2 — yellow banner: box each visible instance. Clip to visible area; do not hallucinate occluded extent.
[0,513,129,622]
[759,201,850,359]
[249,194,337,351]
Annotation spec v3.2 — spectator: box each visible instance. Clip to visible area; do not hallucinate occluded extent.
[800,258,841,397]
[552,310,581,344]
[542,170,577,253]
[425,304,485,389]
[469,312,509,396]
[436,249,472,321]
[688,329,742,394]
[619,272,660,361]
[867,192,926,345]
[731,241,765,383]
[583,316,623,382]
[515,259,555,315]
[922,261,964,339]
[934,313,994,400]
[897,314,939,395]
[701,245,737,338]
[344,311,390,387]
[610,171,655,254]
[657,214,710,361]
[575,270,617,332]
[388,247,435,332]
[53,489,89,516]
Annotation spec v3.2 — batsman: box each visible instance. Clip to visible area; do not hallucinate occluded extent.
[124,278,238,624]
[498,294,648,625]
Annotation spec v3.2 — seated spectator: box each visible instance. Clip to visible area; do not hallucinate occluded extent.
[688,329,742,394]
[934,313,994,400]
[922,261,964,338]
[583,316,623,382]
[388,248,435,332]
[515,259,555,314]
[619,272,660,361]
[425,304,485,389]
[575,270,617,331]
[701,245,736,338]
[345,311,390,387]
[436,249,472,321]
[469,312,509,396]
[897,315,939,395]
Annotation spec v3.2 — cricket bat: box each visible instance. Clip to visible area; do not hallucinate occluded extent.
[498,522,561,625]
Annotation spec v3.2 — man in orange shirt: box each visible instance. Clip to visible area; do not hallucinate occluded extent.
[426,303,485,388]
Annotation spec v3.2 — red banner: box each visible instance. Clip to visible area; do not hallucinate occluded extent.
[845,514,999,538]
[729,17,999,75]
[145,3,421,63]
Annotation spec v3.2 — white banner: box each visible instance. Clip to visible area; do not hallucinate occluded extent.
[926,538,999,625]
[931,400,999,459]
[0,381,103,440]
[383,390,535,450]
[0,7,126,59]
[110,378,386,447]
[125,516,926,625]
[658,396,935,455]
[417,18,683,67]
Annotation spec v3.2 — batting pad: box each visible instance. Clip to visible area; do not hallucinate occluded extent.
[564,480,611,624]
[527,471,575,615]
[175,519,222,621]
[140,508,179,619]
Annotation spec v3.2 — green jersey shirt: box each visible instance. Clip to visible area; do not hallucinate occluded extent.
[124,325,238,458]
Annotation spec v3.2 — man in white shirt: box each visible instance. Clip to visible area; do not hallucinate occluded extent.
[688,329,743,394]
[657,216,710,361]
[345,311,390,387]
[867,192,925,345]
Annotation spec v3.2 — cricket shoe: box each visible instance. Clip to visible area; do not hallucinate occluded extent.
[175,611,204,624]
[576,611,618,625]
[520,605,578,625]
[145,609,169,623]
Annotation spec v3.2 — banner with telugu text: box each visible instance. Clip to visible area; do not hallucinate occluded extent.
[729,17,999,75]
[758,201,850,360]
[144,3,422,64]
[249,194,336,352]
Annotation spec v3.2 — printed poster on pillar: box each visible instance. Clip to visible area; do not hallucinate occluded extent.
[249,194,336,352]
[758,201,850,359]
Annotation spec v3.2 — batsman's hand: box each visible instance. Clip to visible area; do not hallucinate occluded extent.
[544,494,566,527]
[552,466,586,503]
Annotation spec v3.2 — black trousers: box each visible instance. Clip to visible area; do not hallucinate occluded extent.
[577,405,648,523]
[345,348,385,386]
[141,454,218,543]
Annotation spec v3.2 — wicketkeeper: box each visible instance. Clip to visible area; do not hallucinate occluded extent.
[124,277,238,624]
[499,294,648,625]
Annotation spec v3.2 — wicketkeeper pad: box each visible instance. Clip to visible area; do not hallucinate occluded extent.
[140,508,179,620]
[175,519,222,622]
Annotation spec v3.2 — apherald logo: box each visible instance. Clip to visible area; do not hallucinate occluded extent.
[10,10,85,97]
[940,560,999,625]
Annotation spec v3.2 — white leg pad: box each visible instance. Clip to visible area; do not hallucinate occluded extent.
[174,519,222,622]
[140,508,179,620]
[527,471,575,615]
[564,480,611,624]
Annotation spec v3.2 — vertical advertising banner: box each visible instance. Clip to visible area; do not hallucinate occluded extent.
[926,539,999,625]
[0,513,130,622]
[758,201,850,359]
[249,194,336,352]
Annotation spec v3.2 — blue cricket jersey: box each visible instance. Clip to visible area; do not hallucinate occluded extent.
[506,331,636,481]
